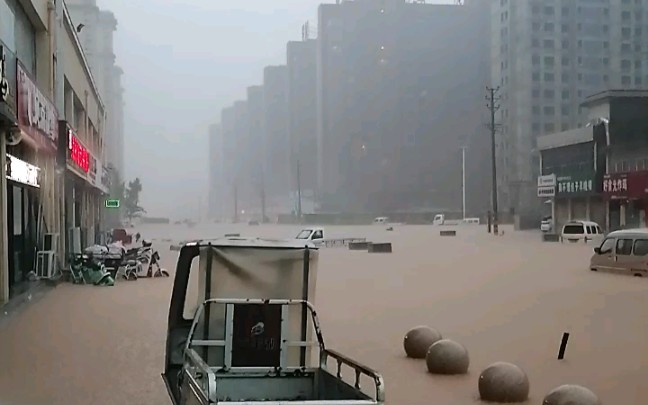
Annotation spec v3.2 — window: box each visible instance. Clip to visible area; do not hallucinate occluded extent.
[563,225,584,235]
[633,239,648,256]
[312,230,323,239]
[599,238,615,254]
[184,255,201,319]
[616,239,633,256]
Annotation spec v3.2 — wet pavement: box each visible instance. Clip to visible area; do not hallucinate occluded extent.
[0,224,646,404]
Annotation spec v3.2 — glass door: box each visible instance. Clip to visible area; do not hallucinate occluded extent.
[11,185,24,286]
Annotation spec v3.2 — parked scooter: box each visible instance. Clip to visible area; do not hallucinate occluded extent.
[134,240,169,278]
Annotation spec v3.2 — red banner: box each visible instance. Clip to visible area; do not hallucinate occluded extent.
[602,171,648,200]
[16,62,58,151]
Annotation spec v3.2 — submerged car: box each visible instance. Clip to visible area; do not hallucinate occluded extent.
[590,228,648,277]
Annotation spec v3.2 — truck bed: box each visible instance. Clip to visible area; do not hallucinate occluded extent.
[183,347,382,404]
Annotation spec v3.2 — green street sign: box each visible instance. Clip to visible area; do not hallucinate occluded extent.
[105,199,120,208]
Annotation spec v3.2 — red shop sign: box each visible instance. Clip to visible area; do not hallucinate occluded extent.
[16,62,58,150]
[67,129,89,173]
[602,171,648,200]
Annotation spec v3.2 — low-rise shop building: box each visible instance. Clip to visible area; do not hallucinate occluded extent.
[538,126,606,232]
[582,90,648,231]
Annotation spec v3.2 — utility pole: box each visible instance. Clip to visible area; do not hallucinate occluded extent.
[296,159,302,220]
[461,145,467,220]
[486,86,500,235]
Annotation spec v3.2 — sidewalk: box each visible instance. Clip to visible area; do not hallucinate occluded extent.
[0,280,55,330]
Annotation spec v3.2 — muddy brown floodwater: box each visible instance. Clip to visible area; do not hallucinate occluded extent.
[0,224,646,404]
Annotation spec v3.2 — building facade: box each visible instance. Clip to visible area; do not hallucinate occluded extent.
[262,65,290,212]
[287,39,317,207]
[66,0,124,180]
[586,90,648,230]
[207,123,222,219]
[492,0,648,222]
[0,0,106,306]
[538,127,606,232]
[246,85,265,219]
[317,0,491,214]
[60,1,107,252]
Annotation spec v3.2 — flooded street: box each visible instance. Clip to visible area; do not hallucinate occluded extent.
[0,223,646,404]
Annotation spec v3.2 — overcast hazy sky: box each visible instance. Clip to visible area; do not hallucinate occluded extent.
[97,0,454,218]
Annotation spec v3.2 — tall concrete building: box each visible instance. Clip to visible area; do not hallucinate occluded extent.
[208,124,222,219]
[317,0,491,214]
[246,85,265,215]
[220,106,236,219]
[287,39,317,202]
[66,0,125,179]
[262,65,290,212]
[491,0,648,220]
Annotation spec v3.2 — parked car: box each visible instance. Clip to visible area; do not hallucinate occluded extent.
[590,228,648,276]
[560,220,603,243]
[540,216,552,232]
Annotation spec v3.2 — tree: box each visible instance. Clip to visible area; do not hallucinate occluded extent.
[124,177,146,223]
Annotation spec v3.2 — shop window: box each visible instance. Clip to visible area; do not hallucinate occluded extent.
[633,240,648,256]
[616,239,633,256]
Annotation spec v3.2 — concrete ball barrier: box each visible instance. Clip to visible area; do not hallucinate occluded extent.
[403,326,442,359]
[542,385,601,405]
[478,362,530,403]
[425,339,470,375]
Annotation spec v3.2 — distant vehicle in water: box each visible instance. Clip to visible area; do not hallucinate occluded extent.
[433,214,445,225]
[560,220,603,243]
[591,228,648,277]
[540,216,553,232]
[295,227,366,248]
[373,216,389,225]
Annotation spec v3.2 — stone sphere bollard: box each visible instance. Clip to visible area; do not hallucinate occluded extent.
[425,339,469,375]
[403,326,442,359]
[478,362,530,403]
[543,385,601,405]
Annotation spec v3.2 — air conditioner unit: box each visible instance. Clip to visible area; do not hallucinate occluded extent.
[36,251,57,279]
[44,233,59,252]
[68,227,81,254]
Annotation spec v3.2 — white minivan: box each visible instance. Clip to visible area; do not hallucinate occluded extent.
[561,220,603,243]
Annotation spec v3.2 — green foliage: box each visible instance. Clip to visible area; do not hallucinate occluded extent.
[123,177,145,222]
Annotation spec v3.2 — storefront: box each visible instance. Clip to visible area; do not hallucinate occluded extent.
[0,42,18,303]
[602,171,648,231]
[538,171,603,231]
[8,59,58,296]
[555,172,605,229]
[5,153,40,297]
[59,122,102,249]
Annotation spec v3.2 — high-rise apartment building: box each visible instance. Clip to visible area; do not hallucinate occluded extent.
[492,0,648,218]
[208,124,222,218]
[246,85,265,212]
[317,0,491,213]
[262,65,290,210]
[287,39,317,197]
[66,0,125,178]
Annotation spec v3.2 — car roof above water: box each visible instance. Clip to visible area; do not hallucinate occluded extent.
[606,228,648,238]
[564,220,600,226]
